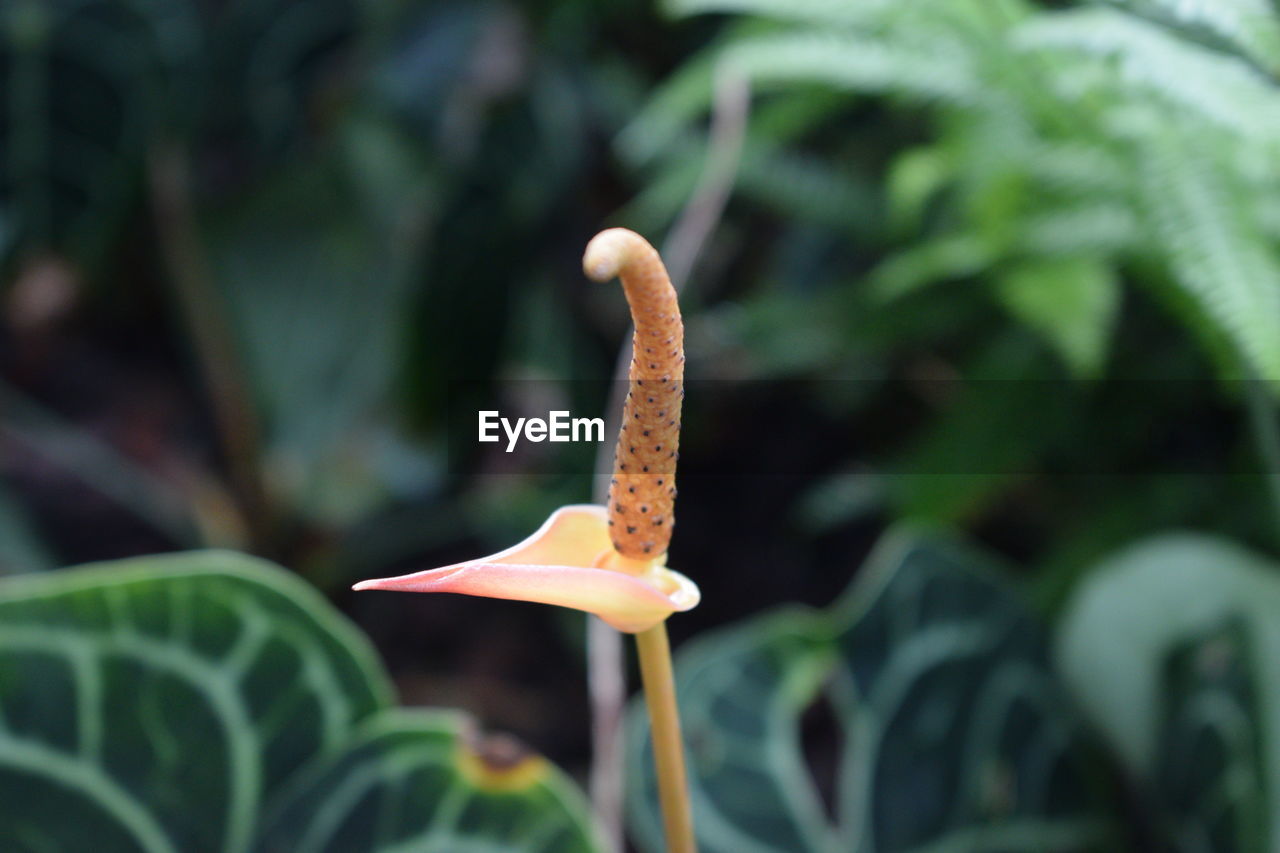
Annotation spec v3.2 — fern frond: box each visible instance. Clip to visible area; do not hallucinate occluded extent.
[663,0,897,27]
[624,127,878,236]
[624,0,1012,187]
[640,0,1280,389]
[994,256,1119,377]
[1138,118,1280,382]
[1106,0,1280,76]
[869,233,995,300]
[1020,142,1131,199]
[665,0,1039,32]
[1018,204,1140,257]
[1017,9,1280,143]
[716,30,981,102]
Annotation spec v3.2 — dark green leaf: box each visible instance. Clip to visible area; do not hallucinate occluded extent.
[1058,534,1280,851]
[0,550,390,851]
[0,552,605,852]
[630,530,1118,852]
[257,711,605,853]
[1157,619,1266,852]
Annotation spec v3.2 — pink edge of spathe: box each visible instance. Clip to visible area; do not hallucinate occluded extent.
[353,562,699,634]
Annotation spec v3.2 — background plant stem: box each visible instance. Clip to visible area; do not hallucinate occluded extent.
[149,145,272,554]
[634,623,697,853]
[587,616,626,850]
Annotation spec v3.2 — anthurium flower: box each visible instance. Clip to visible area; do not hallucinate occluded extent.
[355,228,699,633]
[354,505,699,633]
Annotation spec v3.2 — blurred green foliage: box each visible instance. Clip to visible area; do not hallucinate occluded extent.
[3,0,1280,850]
[624,0,1280,606]
[0,551,604,851]
[629,0,1280,383]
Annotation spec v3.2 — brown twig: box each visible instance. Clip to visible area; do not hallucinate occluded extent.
[148,145,273,554]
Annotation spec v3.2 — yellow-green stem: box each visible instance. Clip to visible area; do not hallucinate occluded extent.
[634,623,696,853]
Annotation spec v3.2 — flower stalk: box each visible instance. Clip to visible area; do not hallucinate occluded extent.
[635,622,696,853]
